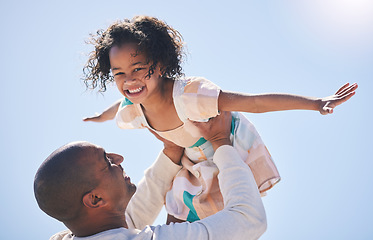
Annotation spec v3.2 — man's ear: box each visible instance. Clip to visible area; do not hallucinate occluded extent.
[82,191,105,208]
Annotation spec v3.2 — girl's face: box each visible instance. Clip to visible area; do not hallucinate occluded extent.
[109,43,163,105]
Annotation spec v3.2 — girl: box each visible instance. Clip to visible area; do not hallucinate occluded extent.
[83,16,357,223]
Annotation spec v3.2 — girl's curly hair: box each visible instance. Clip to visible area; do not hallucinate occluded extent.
[83,15,185,92]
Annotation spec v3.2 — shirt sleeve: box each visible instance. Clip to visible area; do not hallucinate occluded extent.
[173,77,221,122]
[115,98,147,129]
[125,151,182,229]
[49,230,72,240]
[148,145,267,240]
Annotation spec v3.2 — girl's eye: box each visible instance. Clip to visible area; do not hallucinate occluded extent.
[134,68,145,72]
[114,72,124,76]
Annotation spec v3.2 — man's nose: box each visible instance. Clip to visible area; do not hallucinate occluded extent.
[107,153,124,165]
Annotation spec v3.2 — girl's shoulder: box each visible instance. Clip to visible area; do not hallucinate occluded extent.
[116,98,147,129]
[174,76,220,93]
[173,76,221,122]
[177,76,214,84]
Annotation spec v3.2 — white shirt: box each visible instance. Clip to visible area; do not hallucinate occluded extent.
[50,146,267,240]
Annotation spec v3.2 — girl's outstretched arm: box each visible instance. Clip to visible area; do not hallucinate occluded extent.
[83,99,121,122]
[218,83,358,115]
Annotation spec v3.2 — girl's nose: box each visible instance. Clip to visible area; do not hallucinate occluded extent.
[124,76,136,83]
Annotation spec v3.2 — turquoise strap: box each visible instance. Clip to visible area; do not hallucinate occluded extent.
[121,98,133,107]
[188,137,207,148]
[230,116,235,135]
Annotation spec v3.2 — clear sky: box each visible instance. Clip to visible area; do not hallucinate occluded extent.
[1,0,372,239]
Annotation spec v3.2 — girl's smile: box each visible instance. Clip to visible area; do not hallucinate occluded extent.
[125,85,146,99]
[109,43,163,105]
[127,86,144,94]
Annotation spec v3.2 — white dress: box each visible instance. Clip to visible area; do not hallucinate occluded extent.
[116,76,280,221]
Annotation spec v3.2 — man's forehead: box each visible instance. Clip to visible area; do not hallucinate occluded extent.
[87,145,105,159]
[68,142,106,165]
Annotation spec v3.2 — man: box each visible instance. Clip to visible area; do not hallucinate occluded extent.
[34,112,267,239]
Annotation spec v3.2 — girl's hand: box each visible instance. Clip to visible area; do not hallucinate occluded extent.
[83,113,108,122]
[147,128,184,165]
[319,83,358,115]
[83,100,121,122]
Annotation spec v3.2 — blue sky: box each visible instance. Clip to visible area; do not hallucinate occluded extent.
[1,0,372,239]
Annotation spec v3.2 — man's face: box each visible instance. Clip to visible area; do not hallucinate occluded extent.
[84,144,137,211]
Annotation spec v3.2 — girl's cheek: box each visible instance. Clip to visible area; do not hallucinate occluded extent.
[140,72,148,80]
[114,77,123,86]
[114,80,124,93]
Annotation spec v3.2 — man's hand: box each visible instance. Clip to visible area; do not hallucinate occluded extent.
[192,111,232,151]
[147,128,184,165]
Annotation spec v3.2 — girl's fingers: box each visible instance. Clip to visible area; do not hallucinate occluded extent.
[340,91,356,102]
[335,83,350,95]
[334,91,356,106]
[83,117,95,121]
[320,106,333,115]
[336,83,358,97]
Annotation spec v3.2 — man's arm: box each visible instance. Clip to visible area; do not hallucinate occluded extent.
[219,82,357,115]
[149,112,267,240]
[125,130,184,229]
[125,150,182,229]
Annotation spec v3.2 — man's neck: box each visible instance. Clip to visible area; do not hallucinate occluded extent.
[65,214,128,237]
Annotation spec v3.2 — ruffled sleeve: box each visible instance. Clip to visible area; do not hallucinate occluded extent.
[173,77,221,122]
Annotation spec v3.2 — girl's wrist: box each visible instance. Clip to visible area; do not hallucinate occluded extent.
[315,98,324,113]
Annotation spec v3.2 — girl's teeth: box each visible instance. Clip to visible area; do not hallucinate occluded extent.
[128,87,142,93]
